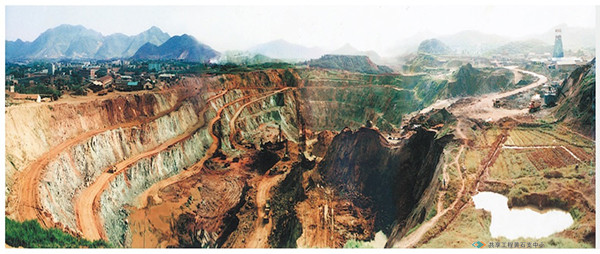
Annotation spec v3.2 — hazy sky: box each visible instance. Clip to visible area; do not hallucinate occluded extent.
[5,5,596,54]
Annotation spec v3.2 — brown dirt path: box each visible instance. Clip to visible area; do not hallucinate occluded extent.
[244,173,286,248]
[8,86,203,228]
[450,68,548,121]
[228,88,292,150]
[75,90,228,240]
[394,145,465,248]
[135,87,290,209]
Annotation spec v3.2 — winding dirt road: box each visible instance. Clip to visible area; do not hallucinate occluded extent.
[8,86,203,227]
[75,90,229,240]
[135,87,291,209]
[394,69,549,247]
[245,173,286,248]
[395,145,465,248]
[451,68,548,121]
[228,88,292,150]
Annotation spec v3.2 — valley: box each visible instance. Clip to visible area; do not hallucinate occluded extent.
[5,57,595,249]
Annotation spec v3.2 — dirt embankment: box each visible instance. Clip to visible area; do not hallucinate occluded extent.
[293,116,451,247]
[5,89,185,191]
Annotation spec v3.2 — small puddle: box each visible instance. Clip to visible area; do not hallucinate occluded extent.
[472,191,573,239]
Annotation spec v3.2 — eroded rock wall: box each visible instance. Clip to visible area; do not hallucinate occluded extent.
[317,127,450,236]
[38,93,213,233]
[5,91,180,189]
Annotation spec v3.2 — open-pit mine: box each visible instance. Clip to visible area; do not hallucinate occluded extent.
[5,62,596,248]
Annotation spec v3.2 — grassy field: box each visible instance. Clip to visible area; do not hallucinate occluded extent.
[422,124,595,249]
[5,218,111,248]
[422,204,592,248]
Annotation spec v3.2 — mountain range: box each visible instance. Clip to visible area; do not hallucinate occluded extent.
[389,25,594,56]
[6,24,594,63]
[131,34,219,62]
[306,54,393,74]
[6,25,172,60]
[330,43,384,65]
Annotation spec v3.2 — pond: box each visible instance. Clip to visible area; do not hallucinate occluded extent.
[472,191,574,239]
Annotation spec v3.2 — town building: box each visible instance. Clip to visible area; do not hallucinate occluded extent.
[13,93,41,103]
[97,75,114,88]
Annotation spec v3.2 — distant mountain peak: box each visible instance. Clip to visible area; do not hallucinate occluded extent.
[332,43,360,54]
[7,24,174,60]
[418,38,452,55]
[147,25,162,31]
[132,33,219,62]
[307,54,392,74]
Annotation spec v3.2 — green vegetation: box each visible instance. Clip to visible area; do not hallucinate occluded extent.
[426,206,437,221]
[343,239,373,248]
[15,83,62,100]
[406,223,422,236]
[446,64,514,97]
[5,218,111,248]
[522,62,571,80]
[553,61,595,136]
[422,207,492,248]
[417,39,451,55]
[186,62,295,75]
[307,54,393,74]
[403,53,442,73]
[569,207,583,221]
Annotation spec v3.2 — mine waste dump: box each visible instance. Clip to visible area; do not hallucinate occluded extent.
[5,60,596,248]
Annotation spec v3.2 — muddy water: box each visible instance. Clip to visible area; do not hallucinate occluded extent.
[472,192,573,239]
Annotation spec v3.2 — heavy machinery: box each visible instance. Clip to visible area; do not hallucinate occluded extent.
[493,99,506,108]
[263,200,271,224]
[543,83,559,107]
[529,94,542,113]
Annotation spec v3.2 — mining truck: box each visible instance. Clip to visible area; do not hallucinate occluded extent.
[493,99,504,108]
[529,94,542,113]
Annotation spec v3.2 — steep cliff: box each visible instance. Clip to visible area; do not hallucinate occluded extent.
[5,91,181,190]
[38,92,215,235]
[317,125,450,237]
[445,64,515,97]
[554,58,595,138]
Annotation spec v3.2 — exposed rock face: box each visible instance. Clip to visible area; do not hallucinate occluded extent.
[298,87,416,132]
[446,63,515,97]
[554,58,595,138]
[100,127,214,245]
[269,164,306,247]
[5,91,181,192]
[312,130,336,158]
[39,92,214,236]
[6,66,503,248]
[317,127,450,235]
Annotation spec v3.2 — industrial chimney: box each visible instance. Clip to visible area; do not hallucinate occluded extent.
[553,29,564,58]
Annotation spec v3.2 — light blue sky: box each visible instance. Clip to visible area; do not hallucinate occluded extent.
[5,5,596,54]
